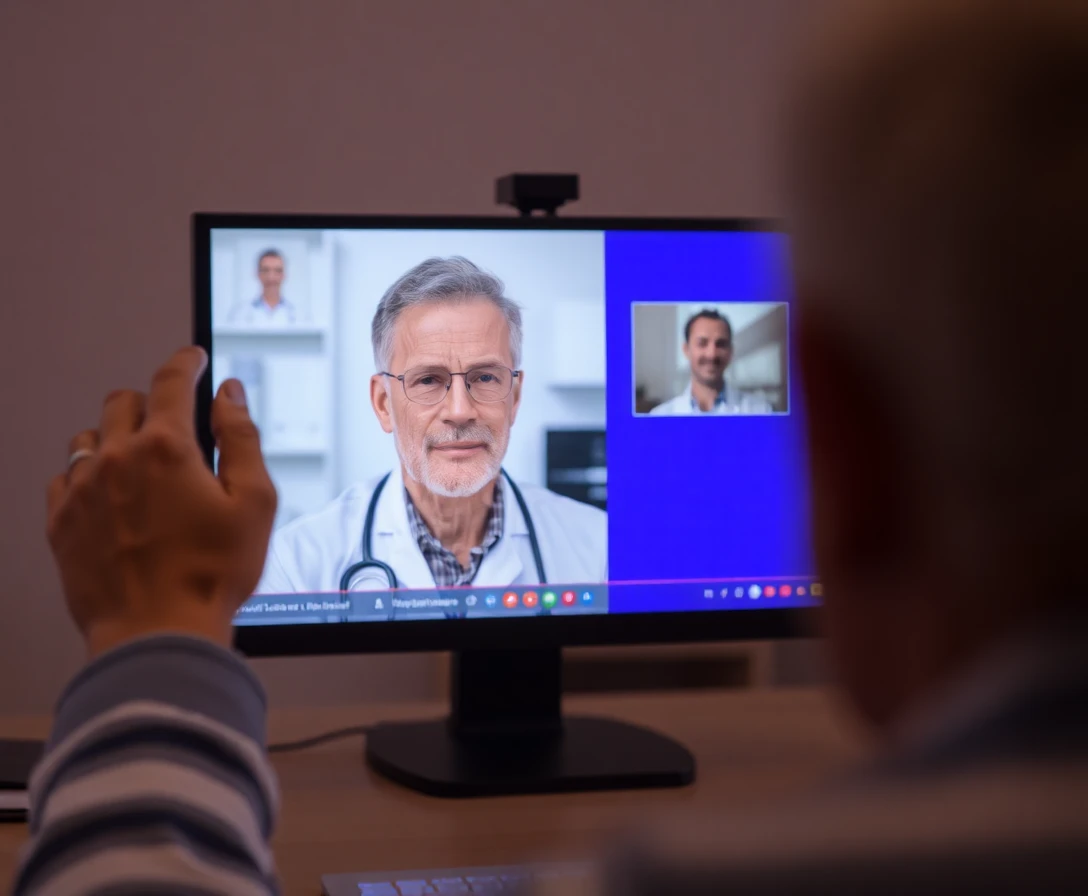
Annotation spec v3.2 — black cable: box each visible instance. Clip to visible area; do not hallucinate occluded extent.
[267,725,372,754]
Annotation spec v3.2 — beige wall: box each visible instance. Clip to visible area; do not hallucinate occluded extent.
[0,0,810,714]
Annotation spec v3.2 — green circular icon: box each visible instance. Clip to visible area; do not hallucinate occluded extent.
[541,590,558,607]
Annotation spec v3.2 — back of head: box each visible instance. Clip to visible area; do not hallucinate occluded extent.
[786,0,1088,729]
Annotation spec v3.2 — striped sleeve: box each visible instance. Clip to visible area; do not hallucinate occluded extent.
[13,635,280,896]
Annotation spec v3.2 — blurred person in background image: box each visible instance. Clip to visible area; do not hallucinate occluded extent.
[228,248,298,326]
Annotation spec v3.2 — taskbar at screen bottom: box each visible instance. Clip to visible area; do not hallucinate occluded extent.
[234,579,819,625]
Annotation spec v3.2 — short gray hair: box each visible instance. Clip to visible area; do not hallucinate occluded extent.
[371,257,523,371]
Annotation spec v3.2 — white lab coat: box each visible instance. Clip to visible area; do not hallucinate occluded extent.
[648,382,774,416]
[256,466,607,595]
[226,297,298,327]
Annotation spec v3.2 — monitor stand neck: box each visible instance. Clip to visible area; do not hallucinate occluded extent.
[364,648,695,798]
[452,647,562,739]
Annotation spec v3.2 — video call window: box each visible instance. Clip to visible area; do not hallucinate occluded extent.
[204,224,815,625]
[212,229,608,613]
[631,302,789,416]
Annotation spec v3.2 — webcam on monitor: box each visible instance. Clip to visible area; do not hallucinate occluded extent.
[495,173,579,217]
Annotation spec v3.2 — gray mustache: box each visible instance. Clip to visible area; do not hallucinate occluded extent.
[425,425,494,449]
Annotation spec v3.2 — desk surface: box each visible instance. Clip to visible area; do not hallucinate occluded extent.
[0,687,863,896]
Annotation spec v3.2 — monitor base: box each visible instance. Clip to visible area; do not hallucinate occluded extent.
[365,715,695,798]
[364,648,694,798]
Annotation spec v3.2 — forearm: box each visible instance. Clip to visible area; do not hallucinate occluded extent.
[14,635,279,895]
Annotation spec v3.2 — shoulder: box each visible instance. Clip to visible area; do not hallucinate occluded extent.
[736,390,773,413]
[516,483,606,529]
[649,394,686,416]
[609,764,1088,896]
[262,479,383,593]
[272,479,377,543]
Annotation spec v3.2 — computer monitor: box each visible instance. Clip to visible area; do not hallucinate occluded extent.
[193,214,817,796]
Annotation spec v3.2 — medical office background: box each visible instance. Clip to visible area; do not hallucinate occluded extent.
[3,0,827,715]
[210,229,607,528]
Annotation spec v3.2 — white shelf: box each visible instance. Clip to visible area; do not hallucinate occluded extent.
[548,300,605,385]
[214,325,327,338]
[211,231,340,524]
[546,381,606,390]
[262,446,328,459]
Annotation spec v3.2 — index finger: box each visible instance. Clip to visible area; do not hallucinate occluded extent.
[145,346,208,434]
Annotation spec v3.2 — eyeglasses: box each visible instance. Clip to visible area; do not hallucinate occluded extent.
[381,365,520,405]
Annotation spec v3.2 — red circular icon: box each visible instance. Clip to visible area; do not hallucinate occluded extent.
[561,590,577,606]
[780,585,793,597]
[522,591,539,608]
[502,592,519,608]
[763,585,777,598]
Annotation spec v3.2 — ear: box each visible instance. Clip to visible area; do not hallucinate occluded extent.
[509,369,524,426]
[681,341,692,362]
[370,374,395,434]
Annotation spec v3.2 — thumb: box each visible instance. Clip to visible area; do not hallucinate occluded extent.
[212,380,275,506]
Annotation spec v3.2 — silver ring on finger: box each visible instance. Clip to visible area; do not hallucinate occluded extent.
[67,449,96,471]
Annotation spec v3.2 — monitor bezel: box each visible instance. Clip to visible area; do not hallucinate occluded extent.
[193,212,818,657]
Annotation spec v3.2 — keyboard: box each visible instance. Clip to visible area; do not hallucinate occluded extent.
[321,863,592,896]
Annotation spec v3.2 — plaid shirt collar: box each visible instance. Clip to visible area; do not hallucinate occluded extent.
[404,480,505,587]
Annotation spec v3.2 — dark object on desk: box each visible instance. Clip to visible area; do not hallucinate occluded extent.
[0,738,44,823]
[0,738,43,788]
[496,173,579,217]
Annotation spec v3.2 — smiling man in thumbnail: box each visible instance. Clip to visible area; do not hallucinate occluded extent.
[651,308,772,415]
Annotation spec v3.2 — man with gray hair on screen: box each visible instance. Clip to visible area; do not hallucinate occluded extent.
[256,255,606,604]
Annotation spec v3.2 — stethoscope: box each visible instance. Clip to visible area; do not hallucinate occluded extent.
[339,468,547,594]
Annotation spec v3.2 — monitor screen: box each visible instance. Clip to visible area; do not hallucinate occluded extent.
[201,221,817,626]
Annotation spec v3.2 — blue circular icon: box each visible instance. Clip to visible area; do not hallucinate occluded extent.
[581,591,593,603]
